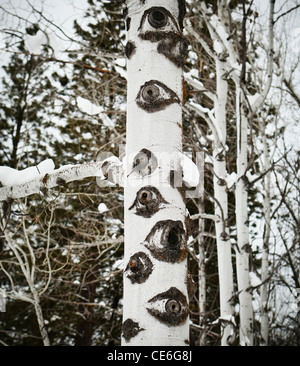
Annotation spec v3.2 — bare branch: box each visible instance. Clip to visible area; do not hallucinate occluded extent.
[274,3,300,23]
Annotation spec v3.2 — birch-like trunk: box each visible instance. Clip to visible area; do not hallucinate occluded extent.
[197,153,206,345]
[214,59,235,345]
[235,88,253,346]
[122,0,189,346]
[234,0,275,346]
[260,119,271,345]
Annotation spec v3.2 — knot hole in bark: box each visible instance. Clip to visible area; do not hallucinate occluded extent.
[139,190,150,203]
[129,186,169,218]
[148,8,168,28]
[136,80,180,113]
[144,220,187,263]
[166,299,181,314]
[129,149,158,176]
[142,84,160,101]
[125,251,153,284]
[146,287,189,326]
[168,227,179,246]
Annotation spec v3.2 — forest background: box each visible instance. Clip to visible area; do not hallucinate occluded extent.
[0,0,299,346]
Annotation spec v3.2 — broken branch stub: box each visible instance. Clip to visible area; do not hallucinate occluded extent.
[125,41,136,59]
[129,149,158,177]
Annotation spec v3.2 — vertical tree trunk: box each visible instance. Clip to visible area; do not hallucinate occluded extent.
[235,88,253,346]
[260,119,271,345]
[122,0,189,346]
[214,59,235,345]
[32,287,51,346]
[75,277,97,346]
[197,153,206,345]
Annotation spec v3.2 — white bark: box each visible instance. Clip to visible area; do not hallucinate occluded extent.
[186,2,235,345]
[214,59,235,346]
[234,0,275,346]
[2,228,50,346]
[0,159,123,201]
[197,153,206,345]
[260,122,271,346]
[235,87,253,346]
[122,0,190,346]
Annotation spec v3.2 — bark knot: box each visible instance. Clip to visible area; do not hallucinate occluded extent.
[143,220,187,263]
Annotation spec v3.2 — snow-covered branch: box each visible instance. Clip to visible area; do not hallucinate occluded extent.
[184,73,215,102]
[186,101,224,149]
[0,158,123,201]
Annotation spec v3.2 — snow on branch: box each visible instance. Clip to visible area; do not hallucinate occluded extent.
[0,158,123,201]
[184,72,215,102]
[186,101,225,149]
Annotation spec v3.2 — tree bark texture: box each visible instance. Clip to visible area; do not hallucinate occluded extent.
[235,88,253,346]
[260,119,271,346]
[122,0,189,346]
[214,59,235,345]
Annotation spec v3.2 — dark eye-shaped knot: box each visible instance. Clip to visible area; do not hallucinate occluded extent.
[143,220,187,263]
[139,7,180,33]
[125,251,153,284]
[166,299,181,314]
[136,80,180,113]
[122,319,144,342]
[148,8,168,28]
[138,6,188,68]
[128,148,158,177]
[146,287,189,326]
[129,186,169,218]
[142,83,160,101]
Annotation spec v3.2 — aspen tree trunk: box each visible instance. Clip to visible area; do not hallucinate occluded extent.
[197,153,206,346]
[233,0,275,346]
[122,0,189,346]
[260,119,271,345]
[235,88,253,346]
[189,0,236,345]
[214,59,235,345]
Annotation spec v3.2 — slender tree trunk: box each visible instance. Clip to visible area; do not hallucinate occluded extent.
[197,154,206,346]
[235,88,253,346]
[260,119,271,345]
[75,268,97,346]
[214,59,235,345]
[122,0,189,346]
[31,287,51,346]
